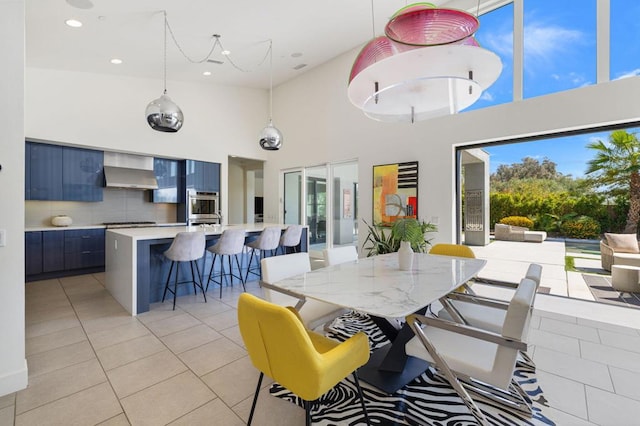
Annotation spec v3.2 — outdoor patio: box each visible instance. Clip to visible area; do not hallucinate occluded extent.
[469,237,640,311]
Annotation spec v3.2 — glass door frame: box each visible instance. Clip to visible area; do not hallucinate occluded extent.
[281,159,358,258]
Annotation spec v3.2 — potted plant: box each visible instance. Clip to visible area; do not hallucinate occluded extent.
[363,218,437,258]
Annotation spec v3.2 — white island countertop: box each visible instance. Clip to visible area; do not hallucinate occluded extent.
[105,223,305,315]
[106,223,288,241]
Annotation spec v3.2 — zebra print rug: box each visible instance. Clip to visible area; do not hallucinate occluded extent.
[271,311,555,426]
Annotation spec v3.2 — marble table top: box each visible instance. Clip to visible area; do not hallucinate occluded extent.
[266,253,486,319]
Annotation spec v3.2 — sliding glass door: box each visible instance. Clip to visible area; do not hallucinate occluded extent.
[282,161,358,258]
[306,165,327,255]
[283,170,302,225]
[330,162,358,248]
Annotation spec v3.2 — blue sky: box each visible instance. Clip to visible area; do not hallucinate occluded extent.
[463,0,640,177]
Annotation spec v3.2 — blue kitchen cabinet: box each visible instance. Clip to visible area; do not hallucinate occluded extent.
[43,231,65,272]
[62,146,104,201]
[25,143,31,199]
[25,232,43,275]
[186,160,220,192]
[26,141,104,202]
[153,157,179,203]
[64,229,105,270]
[27,142,63,200]
[203,162,220,192]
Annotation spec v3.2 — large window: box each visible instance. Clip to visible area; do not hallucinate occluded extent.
[611,0,640,80]
[466,2,514,110]
[465,0,638,110]
[523,0,596,98]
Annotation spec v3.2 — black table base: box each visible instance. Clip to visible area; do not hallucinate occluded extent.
[358,344,429,394]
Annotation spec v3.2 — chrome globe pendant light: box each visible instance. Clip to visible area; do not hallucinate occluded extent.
[259,41,283,151]
[145,11,184,133]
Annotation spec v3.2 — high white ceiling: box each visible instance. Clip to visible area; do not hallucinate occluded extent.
[26,0,505,90]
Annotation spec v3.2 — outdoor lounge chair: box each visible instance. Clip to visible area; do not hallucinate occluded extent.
[494,223,546,243]
[600,232,640,271]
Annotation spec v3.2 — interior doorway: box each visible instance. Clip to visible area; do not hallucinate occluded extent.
[227,156,264,224]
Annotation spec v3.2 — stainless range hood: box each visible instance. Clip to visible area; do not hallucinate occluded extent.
[103,152,158,190]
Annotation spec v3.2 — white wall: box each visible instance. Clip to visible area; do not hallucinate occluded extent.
[25,68,269,222]
[0,0,28,396]
[264,47,640,247]
[227,162,245,224]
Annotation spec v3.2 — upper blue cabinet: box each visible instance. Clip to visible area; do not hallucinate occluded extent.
[152,157,180,203]
[186,160,220,193]
[62,146,104,201]
[26,141,104,202]
[27,142,63,200]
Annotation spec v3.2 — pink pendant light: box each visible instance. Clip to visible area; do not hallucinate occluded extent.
[347,2,501,123]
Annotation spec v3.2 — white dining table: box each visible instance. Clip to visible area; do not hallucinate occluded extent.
[260,252,487,393]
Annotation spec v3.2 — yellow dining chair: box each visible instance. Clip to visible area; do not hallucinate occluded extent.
[429,243,476,293]
[237,293,371,426]
[429,243,476,259]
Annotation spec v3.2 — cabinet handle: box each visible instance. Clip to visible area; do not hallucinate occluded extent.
[82,236,91,239]
[82,251,91,254]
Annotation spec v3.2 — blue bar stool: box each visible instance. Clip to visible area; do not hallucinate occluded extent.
[205,228,247,298]
[162,231,207,310]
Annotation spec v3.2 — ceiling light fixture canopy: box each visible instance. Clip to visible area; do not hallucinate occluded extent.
[145,11,184,133]
[348,1,502,123]
[259,40,283,151]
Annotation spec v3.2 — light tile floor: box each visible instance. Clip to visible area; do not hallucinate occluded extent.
[2,272,640,425]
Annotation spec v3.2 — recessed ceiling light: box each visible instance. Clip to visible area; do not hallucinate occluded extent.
[65,19,83,28]
[110,58,122,65]
[221,50,231,56]
[203,71,212,76]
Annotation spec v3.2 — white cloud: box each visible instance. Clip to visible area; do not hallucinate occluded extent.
[523,22,584,64]
[480,91,494,101]
[481,30,513,58]
[615,68,640,80]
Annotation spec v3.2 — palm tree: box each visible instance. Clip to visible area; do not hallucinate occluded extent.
[586,130,640,234]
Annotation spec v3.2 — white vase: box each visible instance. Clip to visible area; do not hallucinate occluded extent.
[398,241,414,271]
[51,215,72,227]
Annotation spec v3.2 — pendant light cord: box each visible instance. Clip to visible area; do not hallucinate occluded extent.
[370,0,376,38]
[268,40,273,121]
[163,11,269,73]
[163,10,167,94]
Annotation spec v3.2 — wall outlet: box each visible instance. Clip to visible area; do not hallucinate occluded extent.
[0,229,6,247]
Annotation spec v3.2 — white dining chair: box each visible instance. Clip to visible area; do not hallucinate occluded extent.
[260,252,347,331]
[437,263,542,333]
[437,263,541,370]
[405,277,537,425]
[322,245,358,266]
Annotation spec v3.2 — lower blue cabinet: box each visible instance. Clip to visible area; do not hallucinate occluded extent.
[25,232,43,276]
[64,229,105,270]
[25,229,105,279]
[43,231,65,272]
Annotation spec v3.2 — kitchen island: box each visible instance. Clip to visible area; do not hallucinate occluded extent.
[105,223,307,315]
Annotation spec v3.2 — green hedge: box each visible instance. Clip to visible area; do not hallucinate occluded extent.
[499,216,534,228]
[489,192,616,231]
[560,215,601,239]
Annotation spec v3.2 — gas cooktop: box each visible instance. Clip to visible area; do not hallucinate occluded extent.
[103,221,157,229]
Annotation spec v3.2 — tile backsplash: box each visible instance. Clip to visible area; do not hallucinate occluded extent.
[25,188,177,227]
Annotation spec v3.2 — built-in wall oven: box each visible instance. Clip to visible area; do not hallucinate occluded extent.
[188,190,221,225]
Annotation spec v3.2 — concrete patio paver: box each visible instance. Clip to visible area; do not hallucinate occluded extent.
[470,239,570,296]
